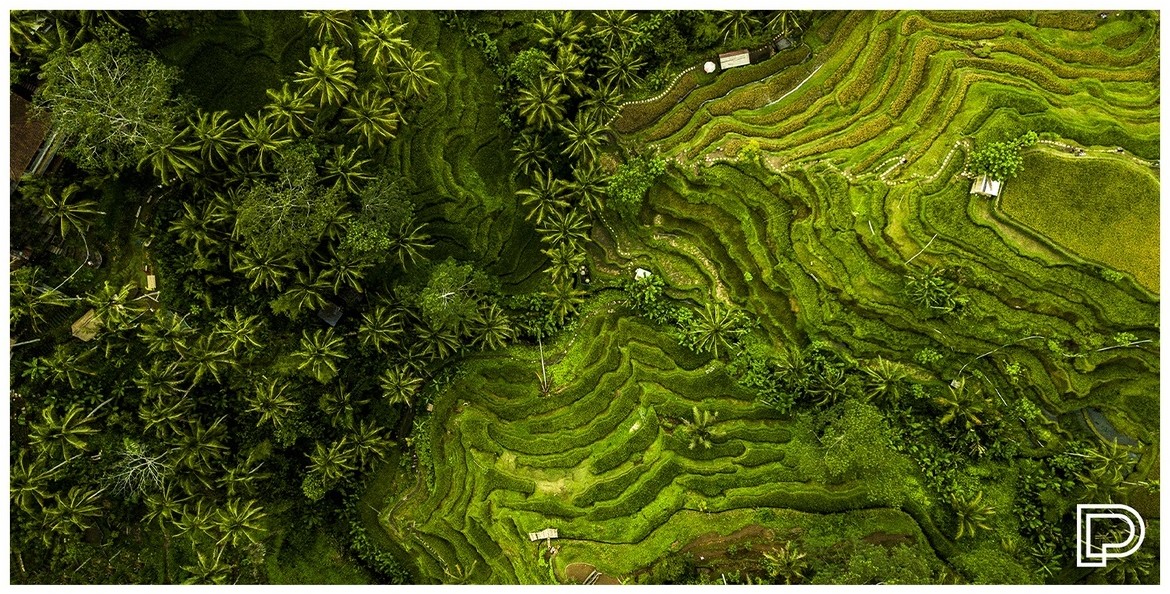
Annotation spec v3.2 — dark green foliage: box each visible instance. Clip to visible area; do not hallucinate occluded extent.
[607,155,666,218]
[969,130,1038,179]
[235,143,346,259]
[36,29,184,172]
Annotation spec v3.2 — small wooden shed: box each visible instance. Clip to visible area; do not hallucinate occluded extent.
[969,174,1002,198]
[718,49,751,70]
[71,309,101,341]
[528,528,559,542]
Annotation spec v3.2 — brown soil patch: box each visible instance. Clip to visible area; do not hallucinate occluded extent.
[681,524,777,562]
[563,562,620,585]
[861,531,914,548]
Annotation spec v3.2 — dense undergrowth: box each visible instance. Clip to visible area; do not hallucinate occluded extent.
[8,9,1159,586]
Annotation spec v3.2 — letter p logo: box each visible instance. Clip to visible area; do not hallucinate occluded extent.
[1076,504,1145,567]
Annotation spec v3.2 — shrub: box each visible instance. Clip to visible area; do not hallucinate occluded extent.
[608,155,667,219]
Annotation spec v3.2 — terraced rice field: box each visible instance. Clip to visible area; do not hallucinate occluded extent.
[366,10,1158,583]
[999,149,1159,292]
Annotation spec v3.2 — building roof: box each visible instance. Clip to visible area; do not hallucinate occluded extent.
[969,174,1002,197]
[634,268,652,280]
[71,309,102,341]
[318,302,343,327]
[10,93,50,181]
[718,49,751,70]
[528,528,559,541]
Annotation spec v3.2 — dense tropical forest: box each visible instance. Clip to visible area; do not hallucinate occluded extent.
[7,9,1160,585]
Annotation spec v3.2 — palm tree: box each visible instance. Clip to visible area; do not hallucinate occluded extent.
[275,269,331,318]
[357,11,409,69]
[295,45,357,107]
[143,481,189,529]
[189,109,240,168]
[569,161,609,217]
[182,546,232,585]
[358,303,403,352]
[11,451,67,515]
[171,417,229,474]
[601,47,645,93]
[351,418,394,470]
[532,11,586,53]
[341,91,400,149]
[135,359,186,398]
[809,365,852,408]
[265,82,314,137]
[511,132,549,178]
[294,328,349,383]
[214,499,267,549]
[141,127,202,184]
[9,266,70,333]
[545,280,586,325]
[517,78,568,131]
[559,112,606,164]
[303,10,353,47]
[681,406,718,450]
[762,544,808,585]
[215,308,264,356]
[862,357,908,404]
[175,499,217,539]
[322,145,373,193]
[580,81,624,125]
[472,303,515,351]
[717,10,762,42]
[418,319,462,360]
[87,280,139,331]
[765,10,807,39]
[389,47,439,100]
[545,47,587,97]
[934,377,988,432]
[236,112,291,172]
[183,333,235,385]
[951,490,995,539]
[318,382,366,429]
[380,364,423,407]
[217,455,271,500]
[45,485,105,541]
[591,10,639,50]
[34,344,95,389]
[245,378,297,429]
[308,438,357,484]
[390,217,433,269]
[516,169,569,224]
[232,248,295,292]
[543,242,587,286]
[542,204,590,242]
[321,246,373,293]
[29,403,99,461]
[686,303,743,359]
[136,313,193,358]
[139,394,193,439]
[169,202,223,262]
[27,182,104,241]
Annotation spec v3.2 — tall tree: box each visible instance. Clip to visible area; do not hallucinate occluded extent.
[516,169,569,224]
[341,91,400,149]
[29,403,99,461]
[244,378,297,429]
[516,78,568,131]
[236,112,291,172]
[264,82,314,137]
[293,328,349,383]
[36,32,183,171]
[532,11,586,53]
[295,45,358,107]
[303,10,354,47]
[389,47,439,100]
[189,109,240,168]
[357,11,409,69]
[24,182,104,241]
[379,364,422,407]
[559,111,606,164]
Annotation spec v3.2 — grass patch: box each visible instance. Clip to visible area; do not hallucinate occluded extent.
[999,149,1159,291]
